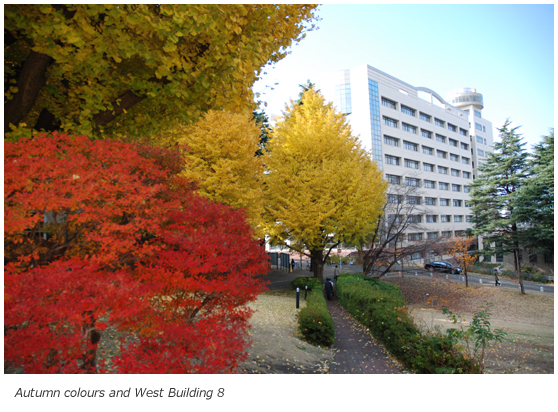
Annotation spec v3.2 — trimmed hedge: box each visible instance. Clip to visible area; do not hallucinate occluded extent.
[290,276,322,291]
[336,276,476,373]
[297,287,335,347]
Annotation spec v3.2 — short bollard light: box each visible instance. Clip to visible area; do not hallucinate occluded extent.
[461,276,465,281]
[415,271,418,276]
[305,285,308,299]
[540,286,544,292]
[479,279,483,284]
[296,287,300,309]
[445,274,448,279]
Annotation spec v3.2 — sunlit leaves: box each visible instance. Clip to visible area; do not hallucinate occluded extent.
[4,133,268,373]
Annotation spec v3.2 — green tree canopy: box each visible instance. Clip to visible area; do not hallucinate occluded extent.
[4,4,318,140]
[514,129,554,254]
[469,119,529,293]
[264,89,387,280]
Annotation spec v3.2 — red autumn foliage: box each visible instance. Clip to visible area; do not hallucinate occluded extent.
[4,133,269,373]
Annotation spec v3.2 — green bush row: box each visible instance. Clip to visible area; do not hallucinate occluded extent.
[290,276,322,291]
[336,276,475,374]
[297,287,335,347]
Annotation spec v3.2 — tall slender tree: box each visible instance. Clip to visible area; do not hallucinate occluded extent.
[469,120,529,294]
[264,89,387,280]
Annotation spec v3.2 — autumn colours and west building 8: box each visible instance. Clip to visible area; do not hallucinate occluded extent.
[320,64,494,249]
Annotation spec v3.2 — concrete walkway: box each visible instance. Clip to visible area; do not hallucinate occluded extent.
[261,264,403,374]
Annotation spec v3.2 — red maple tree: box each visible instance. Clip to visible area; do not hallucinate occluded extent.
[4,133,268,373]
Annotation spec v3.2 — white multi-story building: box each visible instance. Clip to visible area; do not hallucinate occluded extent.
[319,64,493,247]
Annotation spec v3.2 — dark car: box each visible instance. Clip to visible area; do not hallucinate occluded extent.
[424,261,462,274]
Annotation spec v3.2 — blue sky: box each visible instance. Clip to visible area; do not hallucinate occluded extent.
[253,3,554,149]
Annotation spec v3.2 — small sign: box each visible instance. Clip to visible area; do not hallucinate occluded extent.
[338,249,342,254]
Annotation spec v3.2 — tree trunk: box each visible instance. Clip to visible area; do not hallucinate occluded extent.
[514,249,525,295]
[4,50,53,137]
[465,269,469,288]
[310,249,325,281]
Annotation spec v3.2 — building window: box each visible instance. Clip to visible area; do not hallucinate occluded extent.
[410,252,423,260]
[455,230,465,237]
[440,198,450,207]
[436,134,446,143]
[461,142,469,150]
[423,146,433,155]
[406,196,421,205]
[448,124,457,132]
[449,139,458,147]
[383,116,398,128]
[475,122,483,131]
[450,153,460,162]
[405,159,419,169]
[441,231,452,238]
[465,201,471,207]
[529,252,538,263]
[402,123,417,134]
[438,166,448,175]
[454,215,463,223]
[401,105,416,117]
[424,180,436,189]
[423,162,434,172]
[478,149,485,157]
[386,174,401,185]
[476,135,484,144]
[462,157,470,164]
[440,215,451,222]
[388,214,402,223]
[483,126,486,133]
[385,155,400,166]
[425,197,436,205]
[452,185,461,193]
[496,253,504,262]
[407,214,422,223]
[544,254,553,263]
[437,150,447,159]
[466,215,473,223]
[439,182,449,191]
[384,135,399,146]
[404,141,418,151]
[459,128,468,136]
[387,194,403,204]
[382,97,397,109]
[435,118,445,128]
[463,171,471,179]
[408,233,423,241]
[464,186,470,193]
[420,112,431,122]
[405,177,420,187]
[421,129,432,139]
[427,232,438,240]
[453,199,463,207]
[451,169,460,178]
[426,215,437,223]
[474,109,482,118]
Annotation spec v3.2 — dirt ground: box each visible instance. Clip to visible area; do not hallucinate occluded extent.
[383,276,554,374]
[239,289,334,374]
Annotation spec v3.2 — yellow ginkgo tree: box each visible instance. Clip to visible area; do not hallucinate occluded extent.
[264,90,387,280]
[152,110,266,236]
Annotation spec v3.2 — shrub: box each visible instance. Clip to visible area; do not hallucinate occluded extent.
[298,289,334,347]
[290,276,322,291]
[336,276,475,373]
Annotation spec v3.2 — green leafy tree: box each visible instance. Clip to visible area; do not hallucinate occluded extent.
[252,109,271,156]
[514,129,554,255]
[264,89,387,280]
[469,120,529,294]
[4,4,318,140]
[295,79,319,105]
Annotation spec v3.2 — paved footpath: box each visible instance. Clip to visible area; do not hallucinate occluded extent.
[326,299,402,374]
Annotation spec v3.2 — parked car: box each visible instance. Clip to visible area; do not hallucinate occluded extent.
[424,261,462,274]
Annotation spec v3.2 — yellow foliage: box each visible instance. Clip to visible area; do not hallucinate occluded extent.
[264,90,387,252]
[152,110,265,236]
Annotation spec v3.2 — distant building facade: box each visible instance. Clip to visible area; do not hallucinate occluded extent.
[319,64,494,255]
